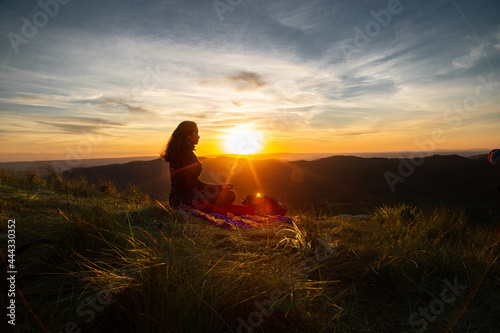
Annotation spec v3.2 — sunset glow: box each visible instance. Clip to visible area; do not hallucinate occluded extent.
[0,1,499,162]
[223,127,265,155]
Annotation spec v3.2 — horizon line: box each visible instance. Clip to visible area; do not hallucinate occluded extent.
[0,148,492,164]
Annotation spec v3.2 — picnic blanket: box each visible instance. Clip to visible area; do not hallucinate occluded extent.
[185,200,295,229]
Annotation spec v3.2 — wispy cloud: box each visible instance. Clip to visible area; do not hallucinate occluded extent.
[200,70,267,91]
[226,71,267,89]
[36,121,116,135]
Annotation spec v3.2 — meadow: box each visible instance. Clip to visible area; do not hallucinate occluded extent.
[1,170,499,332]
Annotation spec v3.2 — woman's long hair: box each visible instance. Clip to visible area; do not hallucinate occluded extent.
[161,121,197,162]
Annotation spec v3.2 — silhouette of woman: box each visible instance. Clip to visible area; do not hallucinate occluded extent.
[161,121,236,207]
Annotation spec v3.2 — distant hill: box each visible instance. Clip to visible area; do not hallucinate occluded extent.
[64,154,500,213]
[204,149,491,161]
[0,156,159,173]
[0,149,490,172]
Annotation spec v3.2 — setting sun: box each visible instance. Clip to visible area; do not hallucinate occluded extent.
[223,126,265,155]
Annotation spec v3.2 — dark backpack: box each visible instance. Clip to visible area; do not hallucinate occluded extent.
[242,194,287,216]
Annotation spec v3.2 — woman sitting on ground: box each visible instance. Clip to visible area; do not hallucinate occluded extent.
[161,121,236,208]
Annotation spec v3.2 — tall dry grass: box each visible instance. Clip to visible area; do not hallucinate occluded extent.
[0,171,498,332]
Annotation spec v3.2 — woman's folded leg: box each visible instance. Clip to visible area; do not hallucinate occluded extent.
[203,185,236,206]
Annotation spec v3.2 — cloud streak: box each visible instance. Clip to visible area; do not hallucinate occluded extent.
[200,70,267,91]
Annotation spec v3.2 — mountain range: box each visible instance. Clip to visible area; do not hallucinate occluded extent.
[0,149,490,172]
[64,154,500,217]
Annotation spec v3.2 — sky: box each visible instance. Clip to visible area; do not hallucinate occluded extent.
[0,0,499,162]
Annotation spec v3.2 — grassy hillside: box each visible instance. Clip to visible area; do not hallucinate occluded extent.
[1,170,499,332]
